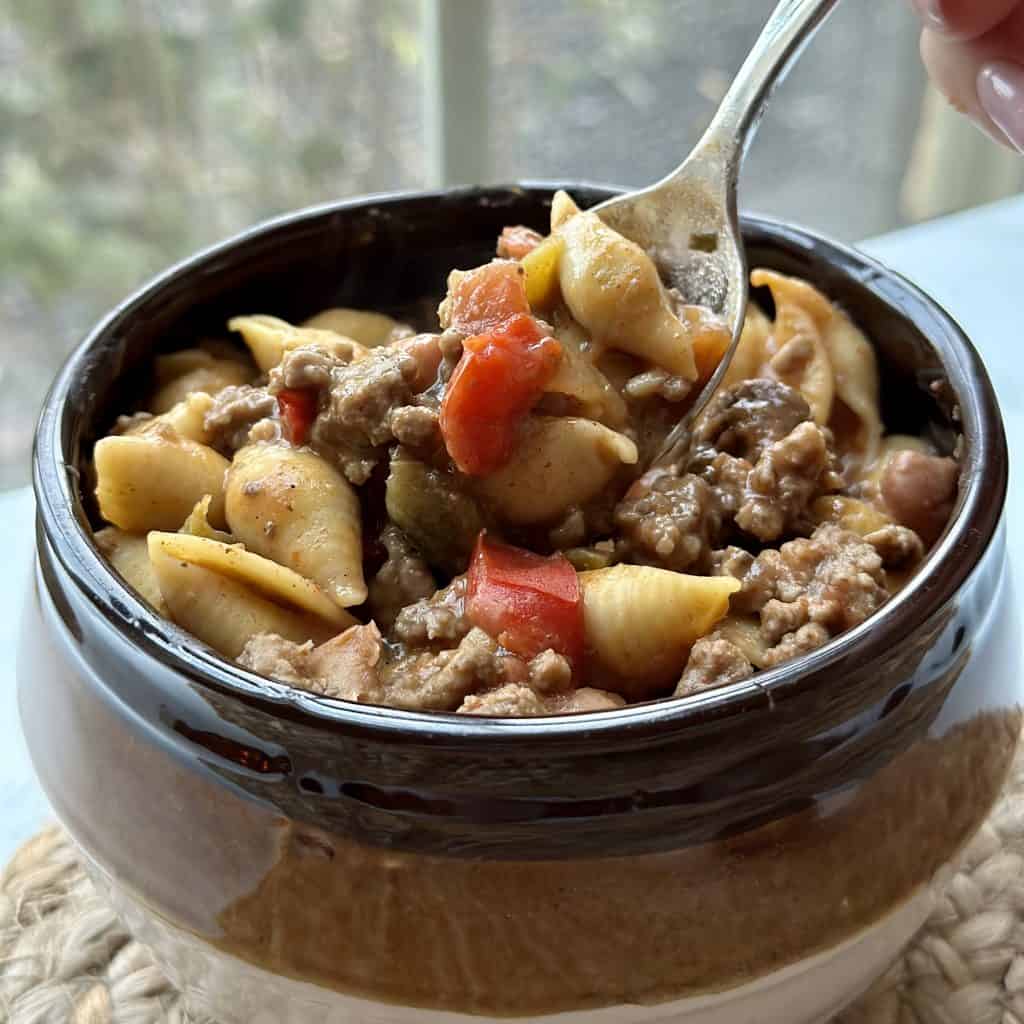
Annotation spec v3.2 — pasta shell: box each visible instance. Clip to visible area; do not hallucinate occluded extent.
[545,314,628,426]
[751,269,835,425]
[147,534,339,659]
[715,615,771,669]
[148,532,352,628]
[550,189,581,231]
[475,417,638,525]
[579,565,739,698]
[228,315,369,373]
[94,432,229,533]
[720,300,773,390]
[821,311,882,462]
[225,444,367,607]
[302,307,413,348]
[94,527,167,615]
[150,350,253,414]
[126,392,215,446]
[553,191,698,380]
[179,494,234,543]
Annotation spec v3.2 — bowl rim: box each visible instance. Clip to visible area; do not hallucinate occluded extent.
[32,181,1008,745]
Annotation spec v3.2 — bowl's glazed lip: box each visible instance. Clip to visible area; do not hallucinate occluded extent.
[32,182,1008,747]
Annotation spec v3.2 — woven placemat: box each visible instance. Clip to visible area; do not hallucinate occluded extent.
[4,745,1024,1024]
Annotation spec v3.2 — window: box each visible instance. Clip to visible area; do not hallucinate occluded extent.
[2,0,1019,487]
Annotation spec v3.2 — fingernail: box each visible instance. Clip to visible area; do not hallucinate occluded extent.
[978,62,1024,153]
[911,0,948,31]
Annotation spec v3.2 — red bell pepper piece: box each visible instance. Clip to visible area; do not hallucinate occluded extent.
[277,388,318,446]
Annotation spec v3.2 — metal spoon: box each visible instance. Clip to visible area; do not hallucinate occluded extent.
[591,0,841,468]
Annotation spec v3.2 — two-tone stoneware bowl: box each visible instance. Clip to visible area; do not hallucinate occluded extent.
[19,185,1020,1023]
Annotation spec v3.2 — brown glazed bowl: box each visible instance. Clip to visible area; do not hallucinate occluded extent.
[20,185,1021,1024]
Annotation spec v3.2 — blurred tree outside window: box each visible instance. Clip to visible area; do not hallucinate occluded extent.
[1,0,1019,489]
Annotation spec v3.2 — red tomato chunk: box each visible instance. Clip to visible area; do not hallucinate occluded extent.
[498,225,544,260]
[466,532,584,670]
[440,315,561,476]
[447,260,532,336]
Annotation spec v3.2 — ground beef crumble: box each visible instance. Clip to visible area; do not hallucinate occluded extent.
[708,523,889,674]
[392,575,472,647]
[735,420,831,542]
[864,524,926,567]
[203,385,278,453]
[296,336,442,485]
[676,634,753,697]
[270,341,362,391]
[385,628,522,711]
[692,378,812,463]
[615,468,723,572]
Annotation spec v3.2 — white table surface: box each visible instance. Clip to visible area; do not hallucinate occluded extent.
[3,196,1023,865]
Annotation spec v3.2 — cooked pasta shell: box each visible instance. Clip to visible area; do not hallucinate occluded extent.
[225,444,367,607]
[148,532,352,628]
[720,300,773,390]
[820,311,882,461]
[94,432,229,533]
[126,392,215,446]
[228,315,369,373]
[545,314,628,426]
[553,191,697,380]
[751,269,835,425]
[154,345,249,382]
[579,565,739,698]
[715,614,771,669]
[475,416,638,525]
[150,350,253,414]
[550,189,581,231]
[180,494,234,543]
[94,527,167,615]
[301,307,413,348]
[147,534,339,659]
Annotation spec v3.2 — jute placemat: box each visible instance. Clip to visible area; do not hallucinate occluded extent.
[4,745,1024,1024]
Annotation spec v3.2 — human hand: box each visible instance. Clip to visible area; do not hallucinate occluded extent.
[909,0,1024,152]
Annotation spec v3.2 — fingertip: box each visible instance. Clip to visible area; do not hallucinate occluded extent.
[977,61,1024,152]
[921,29,1017,146]
[911,0,1021,41]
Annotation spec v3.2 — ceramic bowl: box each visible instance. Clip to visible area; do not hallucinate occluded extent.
[20,184,1020,1024]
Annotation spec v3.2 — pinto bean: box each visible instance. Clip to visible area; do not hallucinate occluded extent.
[880,450,958,545]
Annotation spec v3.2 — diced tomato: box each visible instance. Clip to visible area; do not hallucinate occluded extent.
[498,225,544,260]
[447,260,531,336]
[277,388,318,446]
[440,314,561,476]
[466,532,584,669]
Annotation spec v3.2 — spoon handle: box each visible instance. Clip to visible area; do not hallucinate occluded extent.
[691,0,841,174]
[647,0,841,471]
